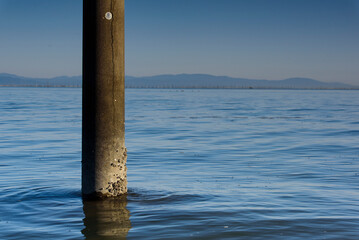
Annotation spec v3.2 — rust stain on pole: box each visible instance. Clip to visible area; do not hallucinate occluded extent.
[82,0,127,199]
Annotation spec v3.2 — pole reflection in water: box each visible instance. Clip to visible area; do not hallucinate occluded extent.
[82,196,131,240]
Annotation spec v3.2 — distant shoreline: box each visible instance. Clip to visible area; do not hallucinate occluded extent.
[1,73,358,90]
[1,85,358,90]
[0,85,81,88]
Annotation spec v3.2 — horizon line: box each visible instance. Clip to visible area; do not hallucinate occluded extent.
[1,72,358,86]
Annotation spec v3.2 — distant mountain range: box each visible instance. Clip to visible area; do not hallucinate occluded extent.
[0,73,357,89]
[126,74,358,89]
[0,73,82,87]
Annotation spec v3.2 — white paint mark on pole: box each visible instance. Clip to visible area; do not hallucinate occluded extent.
[105,12,112,20]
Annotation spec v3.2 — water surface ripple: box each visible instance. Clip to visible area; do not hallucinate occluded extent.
[0,88,358,239]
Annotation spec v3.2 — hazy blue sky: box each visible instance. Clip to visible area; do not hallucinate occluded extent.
[0,0,358,84]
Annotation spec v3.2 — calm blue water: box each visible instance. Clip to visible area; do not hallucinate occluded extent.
[0,87,359,239]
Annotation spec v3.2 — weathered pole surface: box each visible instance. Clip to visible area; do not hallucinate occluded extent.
[82,0,127,199]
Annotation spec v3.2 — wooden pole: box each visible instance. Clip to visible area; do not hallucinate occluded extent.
[82,0,127,199]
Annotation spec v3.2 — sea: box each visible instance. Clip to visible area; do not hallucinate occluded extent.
[0,87,358,240]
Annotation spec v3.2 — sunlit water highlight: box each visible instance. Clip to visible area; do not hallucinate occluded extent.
[0,88,358,239]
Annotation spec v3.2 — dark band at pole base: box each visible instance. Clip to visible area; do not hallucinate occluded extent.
[82,192,128,201]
